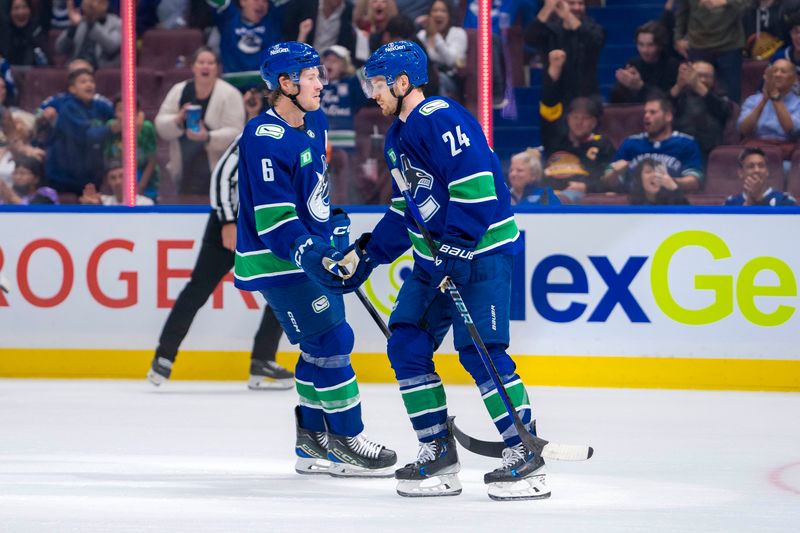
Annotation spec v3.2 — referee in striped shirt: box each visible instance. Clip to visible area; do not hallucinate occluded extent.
[147,126,293,390]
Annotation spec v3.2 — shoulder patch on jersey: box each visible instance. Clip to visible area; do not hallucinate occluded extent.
[387,148,397,164]
[300,149,312,167]
[255,124,285,139]
[419,100,449,116]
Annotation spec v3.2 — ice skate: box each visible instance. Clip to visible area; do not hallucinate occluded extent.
[484,442,550,501]
[395,425,461,497]
[294,407,332,475]
[248,360,294,390]
[327,433,397,478]
[146,356,172,387]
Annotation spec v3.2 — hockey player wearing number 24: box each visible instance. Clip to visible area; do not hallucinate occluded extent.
[234,41,396,478]
[323,40,550,501]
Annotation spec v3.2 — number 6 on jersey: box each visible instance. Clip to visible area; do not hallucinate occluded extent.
[442,125,470,157]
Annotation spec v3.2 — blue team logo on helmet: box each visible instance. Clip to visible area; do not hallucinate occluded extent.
[260,41,327,90]
[360,40,428,97]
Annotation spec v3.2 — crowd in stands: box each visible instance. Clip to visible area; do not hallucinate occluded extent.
[0,0,798,207]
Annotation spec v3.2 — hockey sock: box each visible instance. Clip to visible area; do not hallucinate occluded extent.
[479,373,532,447]
[298,323,364,437]
[458,344,532,447]
[388,325,448,442]
[398,373,449,443]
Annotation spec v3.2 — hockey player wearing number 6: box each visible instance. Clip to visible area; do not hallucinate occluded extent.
[320,40,550,501]
[234,41,397,477]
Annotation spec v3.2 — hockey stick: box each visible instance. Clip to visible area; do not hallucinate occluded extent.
[391,168,593,462]
[330,218,392,339]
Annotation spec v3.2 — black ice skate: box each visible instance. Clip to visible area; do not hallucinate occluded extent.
[248,360,294,390]
[294,407,332,475]
[484,442,550,501]
[395,425,461,497]
[326,433,397,478]
[146,356,172,386]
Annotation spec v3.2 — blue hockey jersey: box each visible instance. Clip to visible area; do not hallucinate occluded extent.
[209,0,279,73]
[234,108,332,290]
[613,131,704,187]
[367,97,521,270]
[724,188,797,206]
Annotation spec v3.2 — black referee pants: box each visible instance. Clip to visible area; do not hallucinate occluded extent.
[155,213,283,364]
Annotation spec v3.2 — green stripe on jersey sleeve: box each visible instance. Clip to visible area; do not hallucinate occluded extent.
[234,250,301,281]
[254,202,299,235]
[448,172,497,203]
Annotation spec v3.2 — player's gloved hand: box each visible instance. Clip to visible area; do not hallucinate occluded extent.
[291,235,344,286]
[330,208,351,252]
[324,233,377,294]
[429,237,475,290]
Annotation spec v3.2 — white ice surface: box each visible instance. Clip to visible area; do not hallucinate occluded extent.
[0,380,798,532]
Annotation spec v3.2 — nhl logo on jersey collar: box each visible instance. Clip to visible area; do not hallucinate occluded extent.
[307,129,316,138]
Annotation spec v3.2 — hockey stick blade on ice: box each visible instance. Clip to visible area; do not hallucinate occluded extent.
[450,418,593,461]
[391,168,593,462]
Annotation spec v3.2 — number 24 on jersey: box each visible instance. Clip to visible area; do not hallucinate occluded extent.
[442,125,470,157]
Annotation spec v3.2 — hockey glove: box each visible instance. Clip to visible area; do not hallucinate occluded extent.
[291,235,344,287]
[324,233,377,294]
[429,237,475,290]
[330,208,351,252]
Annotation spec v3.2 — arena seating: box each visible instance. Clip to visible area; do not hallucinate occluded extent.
[139,29,204,71]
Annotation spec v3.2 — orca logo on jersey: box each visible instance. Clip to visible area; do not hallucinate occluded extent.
[400,154,439,221]
[307,155,331,222]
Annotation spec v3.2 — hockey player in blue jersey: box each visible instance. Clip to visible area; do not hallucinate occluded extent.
[322,41,549,501]
[234,41,396,477]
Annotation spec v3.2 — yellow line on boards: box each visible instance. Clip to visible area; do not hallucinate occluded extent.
[0,349,798,392]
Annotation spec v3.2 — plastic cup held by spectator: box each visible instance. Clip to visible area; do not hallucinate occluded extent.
[186,105,202,133]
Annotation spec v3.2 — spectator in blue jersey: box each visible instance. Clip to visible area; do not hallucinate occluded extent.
[525,0,604,103]
[34,58,113,149]
[724,147,797,206]
[417,0,467,99]
[0,0,49,66]
[321,45,367,152]
[207,0,278,73]
[45,68,114,200]
[282,0,357,60]
[628,157,689,205]
[738,58,800,159]
[56,0,121,68]
[610,21,680,104]
[508,147,561,205]
[604,95,704,192]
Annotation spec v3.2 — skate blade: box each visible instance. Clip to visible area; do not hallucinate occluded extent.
[247,376,294,391]
[295,457,332,475]
[487,476,550,501]
[397,474,462,497]
[146,369,167,387]
[328,463,396,478]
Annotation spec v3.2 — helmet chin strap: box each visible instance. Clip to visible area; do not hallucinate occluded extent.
[279,85,309,113]
[390,83,413,117]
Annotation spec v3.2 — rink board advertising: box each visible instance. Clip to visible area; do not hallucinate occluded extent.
[1,206,798,391]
